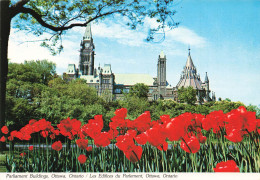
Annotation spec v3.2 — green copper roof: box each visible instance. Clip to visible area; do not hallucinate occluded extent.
[114,74,154,86]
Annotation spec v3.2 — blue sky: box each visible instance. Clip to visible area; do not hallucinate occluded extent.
[8,0,260,106]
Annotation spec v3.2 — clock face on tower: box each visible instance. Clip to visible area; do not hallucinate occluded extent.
[85,42,90,48]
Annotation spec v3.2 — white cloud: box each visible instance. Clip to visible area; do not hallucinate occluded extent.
[72,18,207,48]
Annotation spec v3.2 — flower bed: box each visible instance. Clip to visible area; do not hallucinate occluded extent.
[1,106,259,172]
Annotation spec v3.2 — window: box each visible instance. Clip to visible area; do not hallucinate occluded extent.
[103,79,110,84]
[90,80,93,82]
[115,89,121,94]
[123,89,129,93]
[96,80,99,82]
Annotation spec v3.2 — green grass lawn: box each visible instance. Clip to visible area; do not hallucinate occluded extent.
[0,153,7,172]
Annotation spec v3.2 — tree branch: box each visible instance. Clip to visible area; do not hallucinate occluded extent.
[18,6,125,32]
[11,0,29,8]
[10,0,29,18]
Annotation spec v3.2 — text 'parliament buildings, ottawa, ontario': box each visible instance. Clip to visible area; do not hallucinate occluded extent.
[64,24,216,103]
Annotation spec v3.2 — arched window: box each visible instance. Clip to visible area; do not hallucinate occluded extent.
[86,65,89,75]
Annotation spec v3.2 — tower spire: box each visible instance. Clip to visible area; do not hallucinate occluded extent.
[83,23,92,40]
[185,47,195,69]
[205,72,209,83]
[188,45,191,56]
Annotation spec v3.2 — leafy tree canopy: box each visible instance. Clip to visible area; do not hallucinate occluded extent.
[129,83,149,99]
[177,86,197,105]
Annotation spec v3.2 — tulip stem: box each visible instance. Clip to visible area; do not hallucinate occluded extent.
[46,138,49,172]
[246,129,259,149]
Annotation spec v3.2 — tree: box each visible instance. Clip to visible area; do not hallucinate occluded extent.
[129,83,149,99]
[177,86,197,105]
[6,60,55,130]
[0,0,178,150]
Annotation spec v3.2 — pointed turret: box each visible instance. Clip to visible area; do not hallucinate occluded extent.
[205,72,209,83]
[185,49,195,70]
[160,50,165,58]
[176,48,202,90]
[83,23,92,40]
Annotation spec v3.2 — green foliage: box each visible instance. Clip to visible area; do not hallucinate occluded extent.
[177,86,197,105]
[101,89,113,103]
[6,61,56,129]
[129,83,149,99]
[119,95,150,120]
[209,100,245,113]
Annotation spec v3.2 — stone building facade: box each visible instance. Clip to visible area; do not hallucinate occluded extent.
[65,24,216,102]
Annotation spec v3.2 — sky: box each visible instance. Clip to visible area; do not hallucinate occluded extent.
[8,0,260,106]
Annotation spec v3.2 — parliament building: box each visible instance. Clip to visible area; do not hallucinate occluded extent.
[65,24,216,102]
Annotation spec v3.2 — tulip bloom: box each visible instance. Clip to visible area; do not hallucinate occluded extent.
[134,133,148,145]
[180,134,200,153]
[78,154,87,164]
[28,146,34,151]
[20,152,26,157]
[1,126,9,134]
[225,129,244,143]
[124,145,143,163]
[40,131,49,138]
[214,160,240,172]
[76,139,89,150]
[114,108,128,119]
[51,141,63,151]
[0,136,6,142]
[86,146,92,152]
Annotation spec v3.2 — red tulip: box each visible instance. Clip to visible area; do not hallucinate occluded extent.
[51,141,63,151]
[20,152,26,157]
[0,136,6,142]
[160,115,171,124]
[94,132,110,147]
[86,146,92,152]
[40,131,49,138]
[29,119,37,125]
[124,145,143,163]
[202,110,226,133]
[57,117,81,138]
[1,126,9,134]
[28,146,33,151]
[225,129,244,143]
[76,139,89,150]
[180,134,200,153]
[78,154,87,164]
[146,125,166,148]
[165,118,187,141]
[50,134,56,140]
[8,136,14,141]
[214,160,240,172]
[114,108,127,119]
[20,124,34,135]
[133,111,152,132]
[226,106,257,134]
[15,131,31,141]
[134,133,148,145]
[157,141,168,151]
[116,134,135,152]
